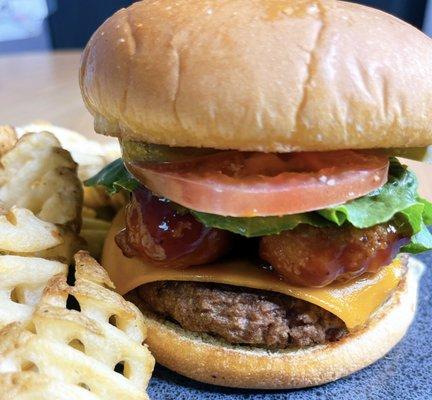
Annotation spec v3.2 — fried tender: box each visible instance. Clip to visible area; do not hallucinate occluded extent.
[0,251,154,399]
[260,223,402,287]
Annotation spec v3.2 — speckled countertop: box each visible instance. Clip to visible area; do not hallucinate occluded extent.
[147,252,432,400]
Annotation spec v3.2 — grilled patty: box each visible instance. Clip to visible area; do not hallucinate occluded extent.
[137,281,347,349]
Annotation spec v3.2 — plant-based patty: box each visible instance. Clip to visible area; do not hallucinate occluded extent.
[138,281,347,349]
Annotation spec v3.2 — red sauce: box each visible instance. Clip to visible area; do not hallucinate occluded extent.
[259,224,408,287]
[115,187,232,268]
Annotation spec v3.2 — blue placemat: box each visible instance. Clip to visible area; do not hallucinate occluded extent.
[147,253,432,399]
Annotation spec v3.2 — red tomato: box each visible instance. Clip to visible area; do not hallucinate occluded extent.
[126,150,389,217]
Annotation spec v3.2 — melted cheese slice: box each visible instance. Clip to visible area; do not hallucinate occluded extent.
[103,210,405,331]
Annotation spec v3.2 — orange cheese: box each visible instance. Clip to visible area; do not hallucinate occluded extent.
[102,210,405,331]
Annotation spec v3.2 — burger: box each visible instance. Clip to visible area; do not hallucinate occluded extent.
[80,0,432,389]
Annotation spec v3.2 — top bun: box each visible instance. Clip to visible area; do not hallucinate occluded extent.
[80,0,432,152]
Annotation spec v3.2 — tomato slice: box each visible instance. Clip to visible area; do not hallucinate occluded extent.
[125,150,389,217]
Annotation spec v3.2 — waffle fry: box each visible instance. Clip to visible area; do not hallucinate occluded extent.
[0,252,154,399]
[0,126,17,157]
[82,185,112,209]
[82,206,97,218]
[0,132,82,228]
[0,132,83,263]
[0,126,154,396]
[0,372,100,400]
[80,217,112,259]
[16,122,120,183]
[16,123,123,258]
[17,123,124,208]
[0,207,62,253]
[0,256,67,329]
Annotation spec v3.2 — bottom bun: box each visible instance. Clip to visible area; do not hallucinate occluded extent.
[127,257,424,390]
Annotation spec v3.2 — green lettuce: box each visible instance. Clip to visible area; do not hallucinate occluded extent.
[84,158,432,253]
[316,159,432,253]
[190,212,330,237]
[403,223,432,253]
[318,159,418,228]
[85,159,139,195]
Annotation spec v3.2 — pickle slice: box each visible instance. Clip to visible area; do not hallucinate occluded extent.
[376,147,432,163]
[121,140,218,164]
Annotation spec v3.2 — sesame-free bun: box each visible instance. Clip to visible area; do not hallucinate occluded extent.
[127,257,422,389]
[80,0,432,152]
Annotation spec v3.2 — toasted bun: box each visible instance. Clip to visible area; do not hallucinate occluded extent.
[125,258,423,389]
[80,0,432,152]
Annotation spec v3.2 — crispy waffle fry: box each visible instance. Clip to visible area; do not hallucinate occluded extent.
[0,126,17,156]
[16,123,120,182]
[26,230,86,266]
[0,207,62,253]
[0,125,154,396]
[0,132,82,229]
[0,256,67,329]
[0,324,151,400]
[83,185,112,209]
[82,206,97,218]
[81,217,112,259]
[0,251,154,399]
[17,123,123,257]
[0,372,100,400]
[0,132,83,263]
[83,187,127,215]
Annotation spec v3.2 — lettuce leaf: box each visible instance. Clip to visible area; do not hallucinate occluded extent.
[85,158,432,253]
[190,212,330,237]
[318,159,418,228]
[85,159,139,195]
[402,223,432,253]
